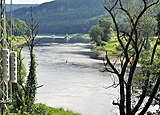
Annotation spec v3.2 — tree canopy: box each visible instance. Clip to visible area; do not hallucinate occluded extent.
[89,17,113,46]
[6,18,29,36]
[98,18,113,41]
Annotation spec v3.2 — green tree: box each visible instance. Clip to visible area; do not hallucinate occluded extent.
[136,15,157,50]
[89,25,104,46]
[23,7,39,114]
[103,0,160,115]
[7,18,29,36]
[98,17,113,42]
[89,18,113,46]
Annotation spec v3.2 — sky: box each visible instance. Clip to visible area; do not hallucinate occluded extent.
[6,0,53,4]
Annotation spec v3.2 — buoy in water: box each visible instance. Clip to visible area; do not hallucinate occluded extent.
[66,60,68,64]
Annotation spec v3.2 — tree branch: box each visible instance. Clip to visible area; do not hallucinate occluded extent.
[105,51,120,77]
[112,100,121,107]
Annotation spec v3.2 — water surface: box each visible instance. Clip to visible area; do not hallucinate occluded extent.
[22,42,119,115]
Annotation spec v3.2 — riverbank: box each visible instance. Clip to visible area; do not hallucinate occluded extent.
[14,37,122,64]
[9,103,81,115]
[91,49,143,67]
[91,49,122,64]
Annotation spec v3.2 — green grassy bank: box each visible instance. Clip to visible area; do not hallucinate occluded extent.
[93,36,160,57]
[8,103,81,115]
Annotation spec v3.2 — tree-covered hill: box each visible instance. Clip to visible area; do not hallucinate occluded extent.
[6,4,39,12]
[6,0,109,34]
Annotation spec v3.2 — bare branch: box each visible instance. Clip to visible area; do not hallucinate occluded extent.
[33,39,40,47]
[105,51,120,77]
[138,38,145,53]
[25,20,32,30]
[112,100,120,107]
[37,85,43,89]
[20,32,31,51]
[110,0,118,12]
[147,0,159,9]
[104,5,125,51]
[104,83,119,89]
[120,30,130,37]
[33,22,39,32]
[100,67,116,73]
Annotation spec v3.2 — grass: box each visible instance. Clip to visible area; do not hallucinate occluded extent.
[93,36,160,56]
[9,103,81,115]
[93,37,123,56]
[33,103,81,115]
[8,36,26,44]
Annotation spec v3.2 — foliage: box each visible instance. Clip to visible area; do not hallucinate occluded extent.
[134,49,160,114]
[134,14,156,50]
[6,18,29,36]
[134,49,160,93]
[9,103,81,115]
[23,7,39,114]
[33,103,81,115]
[25,54,37,114]
[98,17,113,42]
[89,18,113,46]
[89,25,104,46]
[10,47,27,114]
[93,36,123,56]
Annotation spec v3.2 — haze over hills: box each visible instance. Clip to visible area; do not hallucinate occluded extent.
[6,0,109,34]
[6,4,39,12]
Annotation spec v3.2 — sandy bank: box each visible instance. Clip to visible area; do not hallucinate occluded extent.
[91,49,122,64]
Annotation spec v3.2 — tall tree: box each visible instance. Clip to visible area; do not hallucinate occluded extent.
[22,7,39,113]
[89,17,113,46]
[102,0,160,115]
[89,25,104,46]
[98,17,113,42]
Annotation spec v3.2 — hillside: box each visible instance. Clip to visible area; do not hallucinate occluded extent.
[6,4,39,12]
[6,0,109,34]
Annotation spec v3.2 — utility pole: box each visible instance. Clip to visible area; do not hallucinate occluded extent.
[0,0,17,114]
[0,0,9,114]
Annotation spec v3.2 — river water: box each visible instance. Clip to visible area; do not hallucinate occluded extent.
[22,38,119,115]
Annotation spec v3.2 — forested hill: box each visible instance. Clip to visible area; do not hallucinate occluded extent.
[6,0,109,34]
[6,4,39,12]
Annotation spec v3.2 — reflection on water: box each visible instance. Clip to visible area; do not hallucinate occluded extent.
[22,42,119,115]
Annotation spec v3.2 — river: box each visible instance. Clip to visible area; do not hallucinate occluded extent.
[22,37,119,115]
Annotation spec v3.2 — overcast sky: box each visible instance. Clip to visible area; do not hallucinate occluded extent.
[6,0,53,4]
